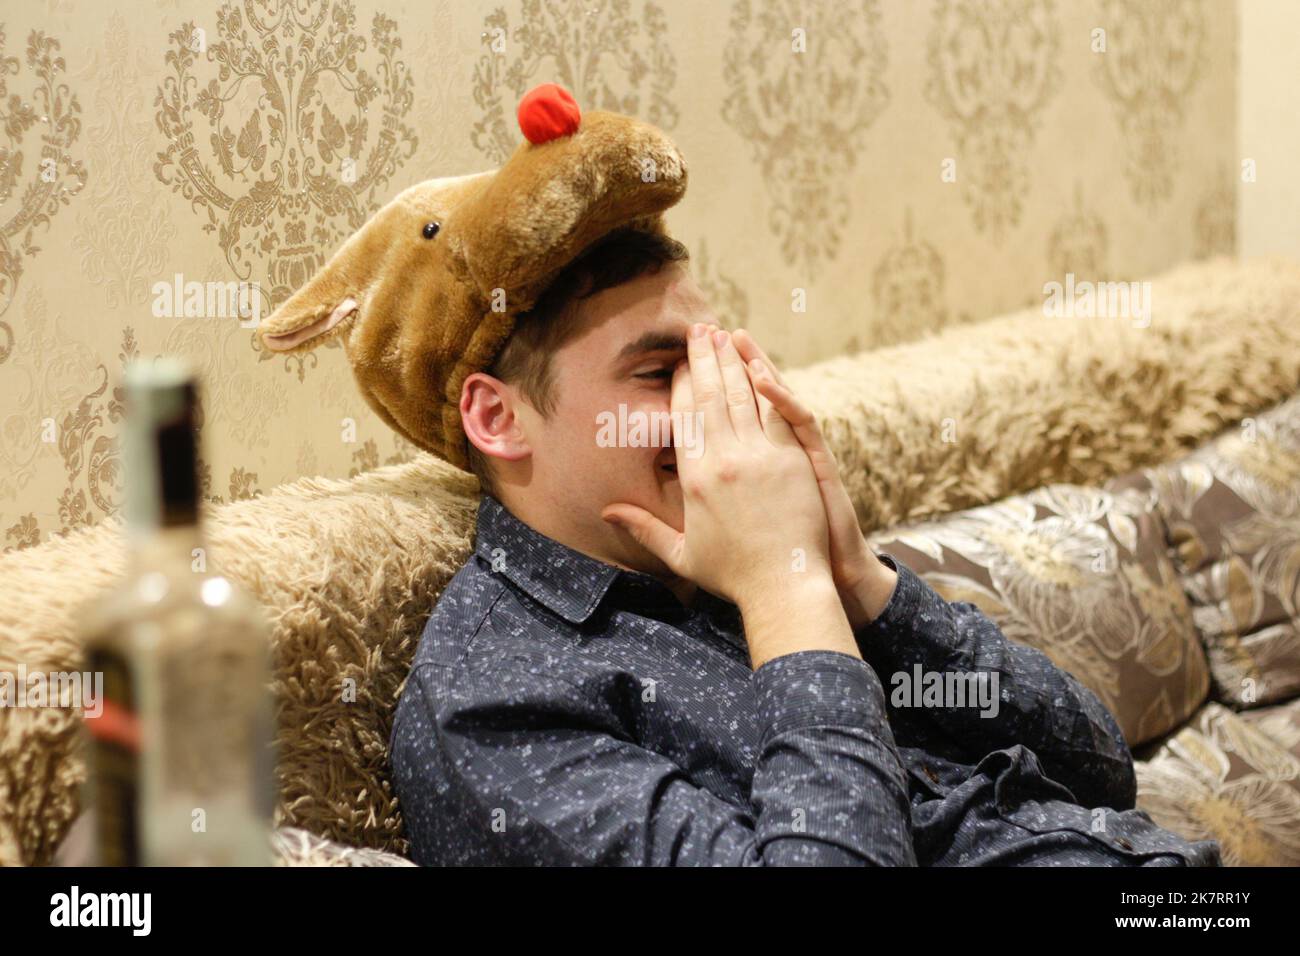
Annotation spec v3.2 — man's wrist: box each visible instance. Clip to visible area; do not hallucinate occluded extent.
[840,551,899,632]
[739,571,859,669]
[737,568,838,621]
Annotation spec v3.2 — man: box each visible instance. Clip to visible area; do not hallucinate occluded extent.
[388,227,1222,867]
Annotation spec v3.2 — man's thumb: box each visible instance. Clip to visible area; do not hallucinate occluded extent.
[602,504,682,570]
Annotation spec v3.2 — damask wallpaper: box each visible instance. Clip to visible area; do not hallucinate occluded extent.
[0,0,1240,549]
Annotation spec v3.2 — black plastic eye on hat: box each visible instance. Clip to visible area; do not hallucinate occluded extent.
[422,222,441,239]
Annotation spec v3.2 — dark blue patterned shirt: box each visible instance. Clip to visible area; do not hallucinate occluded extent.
[390,494,1222,866]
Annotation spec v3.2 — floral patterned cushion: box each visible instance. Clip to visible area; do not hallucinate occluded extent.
[869,484,1210,748]
[1239,696,1300,764]
[1135,701,1300,866]
[1108,395,1300,709]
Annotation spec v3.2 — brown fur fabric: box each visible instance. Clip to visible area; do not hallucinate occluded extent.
[257,99,687,471]
[2,254,1298,864]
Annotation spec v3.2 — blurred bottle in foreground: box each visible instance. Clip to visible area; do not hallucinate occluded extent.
[79,358,275,865]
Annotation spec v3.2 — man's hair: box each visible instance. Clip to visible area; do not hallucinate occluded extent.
[466,227,690,494]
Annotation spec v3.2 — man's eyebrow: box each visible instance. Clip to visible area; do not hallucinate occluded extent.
[615,332,688,362]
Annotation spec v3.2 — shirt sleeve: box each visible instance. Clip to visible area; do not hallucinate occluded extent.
[390,649,916,866]
[853,551,1137,811]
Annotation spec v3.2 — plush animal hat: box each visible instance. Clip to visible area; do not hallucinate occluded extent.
[257,83,688,471]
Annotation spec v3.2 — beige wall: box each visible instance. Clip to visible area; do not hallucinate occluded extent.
[1239,0,1300,258]
[0,0,1241,548]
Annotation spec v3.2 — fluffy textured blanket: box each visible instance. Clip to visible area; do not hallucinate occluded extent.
[2,255,1298,863]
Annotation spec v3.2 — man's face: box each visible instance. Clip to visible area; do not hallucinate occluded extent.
[513,260,715,576]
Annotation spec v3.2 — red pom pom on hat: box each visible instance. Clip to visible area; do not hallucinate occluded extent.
[517,83,581,145]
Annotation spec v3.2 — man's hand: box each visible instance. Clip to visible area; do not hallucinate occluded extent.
[731,327,898,632]
[601,323,858,668]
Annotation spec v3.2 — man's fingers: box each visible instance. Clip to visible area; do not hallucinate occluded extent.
[670,361,705,464]
[745,360,799,446]
[732,328,790,437]
[729,329,780,431]
[750,366,816,430]
[686,322,733,444]
[712,328,763,438]
[749,365,840,477]
[732,328,789,388]
[602,504,684,573]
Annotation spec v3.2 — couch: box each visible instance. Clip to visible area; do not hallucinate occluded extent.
[2,255,1298,866]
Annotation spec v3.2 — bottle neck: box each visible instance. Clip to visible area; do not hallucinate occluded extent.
[119,362,203,572]
[126,520,206,576]
[121,368,200,532]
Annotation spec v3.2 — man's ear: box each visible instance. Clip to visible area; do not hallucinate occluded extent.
[460,372,532,463]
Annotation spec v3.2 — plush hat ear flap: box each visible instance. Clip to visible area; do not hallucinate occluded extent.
[260,295,358,352]
[258,224,375,354]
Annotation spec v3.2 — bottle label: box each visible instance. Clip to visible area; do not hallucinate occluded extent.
[85,646,140,866]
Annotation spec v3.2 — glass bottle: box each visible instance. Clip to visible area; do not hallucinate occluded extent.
[80,358,275,865]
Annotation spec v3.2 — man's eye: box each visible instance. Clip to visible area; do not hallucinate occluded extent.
[634,369,674,381]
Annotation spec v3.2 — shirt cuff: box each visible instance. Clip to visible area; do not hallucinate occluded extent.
[852,551,956,674]
[751,649,889,748]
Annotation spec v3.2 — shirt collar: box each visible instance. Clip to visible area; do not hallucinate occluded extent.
[474,494,622,624]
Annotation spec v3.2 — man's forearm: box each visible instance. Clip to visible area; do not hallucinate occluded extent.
[852,552,1136,810]
[748,651,917,866]
[739,570,861,670]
